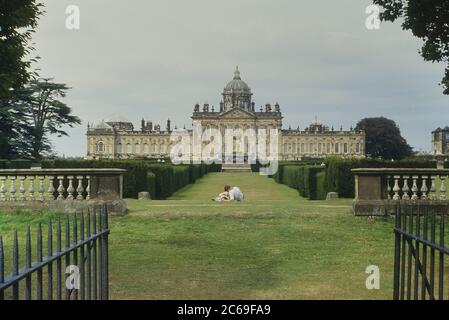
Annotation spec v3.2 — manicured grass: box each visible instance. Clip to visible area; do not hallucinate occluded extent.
[0,173,396,299]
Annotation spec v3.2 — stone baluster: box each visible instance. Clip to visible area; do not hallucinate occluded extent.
[0,176,6,201]
[402,175,410,200]
[38,176,45,201]
[420,175,428,200]
[67,176,75,200]
[393,175,401,200]
[386,175,392,199]
[57,176,65,200]
[76,176,84,200]
[86,175,91,200]
[47,176,56,200]
[9,176,17,201]
[18,176,26,201]
[411,176,419,200]
[429,175,437,200]
[440,175,447,200]
[28,176,36,201]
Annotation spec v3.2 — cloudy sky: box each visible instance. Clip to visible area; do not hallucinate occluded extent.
[32,0,449,157]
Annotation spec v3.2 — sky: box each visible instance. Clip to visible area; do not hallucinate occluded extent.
[31,0,449,157]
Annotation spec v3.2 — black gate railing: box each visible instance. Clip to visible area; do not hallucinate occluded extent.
[393,202,449,300]
[0,205,109,300]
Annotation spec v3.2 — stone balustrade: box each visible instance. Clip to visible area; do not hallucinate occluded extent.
[352,168,449,216]
[0,168,126,214]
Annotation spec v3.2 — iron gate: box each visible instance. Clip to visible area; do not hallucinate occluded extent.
[0,205,109,300]
[393,202,449,300]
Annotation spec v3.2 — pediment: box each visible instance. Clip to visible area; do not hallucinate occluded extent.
[218,108,256,119]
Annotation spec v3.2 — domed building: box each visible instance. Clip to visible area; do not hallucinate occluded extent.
[87,67,365,161]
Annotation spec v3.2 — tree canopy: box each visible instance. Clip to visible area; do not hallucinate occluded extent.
[10,79,81,159]
[373,0,449,95]
[0,0,43,99]
[355,117,413,160]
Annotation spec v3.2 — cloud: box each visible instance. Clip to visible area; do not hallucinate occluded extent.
[32,0,449,156]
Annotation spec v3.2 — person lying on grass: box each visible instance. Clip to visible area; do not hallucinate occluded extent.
[213,185,244,202]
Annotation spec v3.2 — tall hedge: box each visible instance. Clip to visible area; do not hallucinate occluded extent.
[278,165,324,200]
[0,159,32,169]
[42,159,150,199]
[324,158,437,198]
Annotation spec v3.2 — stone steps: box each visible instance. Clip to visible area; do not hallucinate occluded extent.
[221,164,252,173]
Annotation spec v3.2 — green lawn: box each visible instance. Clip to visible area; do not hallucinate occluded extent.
[0,173,395,300]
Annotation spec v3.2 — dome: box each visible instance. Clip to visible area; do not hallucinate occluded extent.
[224,66,251,93]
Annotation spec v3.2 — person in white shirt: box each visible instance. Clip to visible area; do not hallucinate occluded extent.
[228,186,244,202]
[213,185,244,202]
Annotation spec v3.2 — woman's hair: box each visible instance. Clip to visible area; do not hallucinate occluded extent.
[224,185,231,192]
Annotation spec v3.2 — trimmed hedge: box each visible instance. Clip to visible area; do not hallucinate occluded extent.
[147,172,156,199]
[42,159,149,198]
[272,158,437,200]
[279,165,325,200]
[41,159,217,199]
[324,158,437,198]
[0,159,32,169]
[316,171,327,200]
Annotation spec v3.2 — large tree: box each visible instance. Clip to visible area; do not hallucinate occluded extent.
[0,0,42,98]
[0,0,42,158]
[373,0,449,95]
[11,79,81,159]
[355,117,413,159]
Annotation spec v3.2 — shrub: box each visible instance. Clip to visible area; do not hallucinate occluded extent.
[0,159,32,169]
[146,172,156,199]
[304,166,325,200]
[316,171,327,200]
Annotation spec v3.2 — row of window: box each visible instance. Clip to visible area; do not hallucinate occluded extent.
[95,141,362,155]
[283,142,362,154]
[95,142,168,154]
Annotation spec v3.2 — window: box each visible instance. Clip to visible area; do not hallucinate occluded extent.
[301,143,305,154]
[326,143,330,154]
[152,143,157,153]
[96,142,105,153]
[318,143,322,153]
[135,143,141,154]
[292,143,297,154]
[344,143,348,153]
[284,143,288,154]
[143,143,149,155]
[356,143,360,153]
[117,143,122,154]
[160,143,165,154]
[335,143,339,153]
[126,143,132,154]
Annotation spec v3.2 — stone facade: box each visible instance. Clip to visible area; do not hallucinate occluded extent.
[86,68,365,161]
[432,127,449,155]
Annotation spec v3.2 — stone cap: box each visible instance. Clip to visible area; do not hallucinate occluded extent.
[351,168,446,175]
[0,168,126,176]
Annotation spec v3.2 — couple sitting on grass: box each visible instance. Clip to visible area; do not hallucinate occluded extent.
[213,185,244,202]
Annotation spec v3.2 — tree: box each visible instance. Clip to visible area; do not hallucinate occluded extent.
[373,0,449,94]
[0,0,43,98]
[355,117,413,159]
[0,0,42,158]
[11,79,81,159]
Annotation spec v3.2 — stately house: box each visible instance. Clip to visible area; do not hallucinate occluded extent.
[86,68,365,161]
[432,127,449,155]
